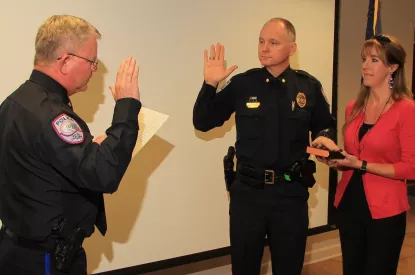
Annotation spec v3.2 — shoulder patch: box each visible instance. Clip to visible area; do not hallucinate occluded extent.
[52,114,84,144]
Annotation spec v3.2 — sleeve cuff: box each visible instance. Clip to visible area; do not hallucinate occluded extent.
[112,98,142,123]
[316,129,335,141]
[200,81,217,98]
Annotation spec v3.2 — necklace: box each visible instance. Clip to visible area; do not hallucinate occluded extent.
[353,94,392,154]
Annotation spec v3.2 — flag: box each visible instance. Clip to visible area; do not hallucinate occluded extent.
[362,0,382,84]
[365,0,382,40]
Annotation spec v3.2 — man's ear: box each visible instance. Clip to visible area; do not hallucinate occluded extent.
[58,55,71,75]
[289,42,297,57]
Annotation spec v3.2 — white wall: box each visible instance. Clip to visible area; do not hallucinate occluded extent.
[142,0,415,274]
[0,1,337,274]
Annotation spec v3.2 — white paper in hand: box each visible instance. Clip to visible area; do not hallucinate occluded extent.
[132,107,169,156]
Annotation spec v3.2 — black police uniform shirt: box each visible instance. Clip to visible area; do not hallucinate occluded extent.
[0,70,141,241]
[193,66,336,172]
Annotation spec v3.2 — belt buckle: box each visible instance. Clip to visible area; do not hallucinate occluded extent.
[264,170,275,184]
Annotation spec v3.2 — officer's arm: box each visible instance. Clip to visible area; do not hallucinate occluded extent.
[40,98,141,194]
[193,80,235,132]
[310,82,337,141]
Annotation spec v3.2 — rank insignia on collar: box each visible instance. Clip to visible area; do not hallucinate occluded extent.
[246,96,260,108]
[296,92,306,108]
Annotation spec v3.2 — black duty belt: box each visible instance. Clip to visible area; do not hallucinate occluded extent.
[2,226,55,252]
[237,163,299,188]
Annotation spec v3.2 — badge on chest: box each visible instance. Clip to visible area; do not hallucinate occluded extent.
[246,96,260,108]
[296,92,306,108]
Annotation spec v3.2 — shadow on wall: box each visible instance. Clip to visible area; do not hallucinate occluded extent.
[70,60,107,123]
[85,135,174,274]
[67,60,175,273]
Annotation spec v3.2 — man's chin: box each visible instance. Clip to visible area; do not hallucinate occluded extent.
[78,84,88,92]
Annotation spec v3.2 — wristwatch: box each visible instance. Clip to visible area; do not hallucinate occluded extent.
[360,160,367,174]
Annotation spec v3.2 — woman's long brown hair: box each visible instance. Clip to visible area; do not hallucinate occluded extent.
[342,35,412,134]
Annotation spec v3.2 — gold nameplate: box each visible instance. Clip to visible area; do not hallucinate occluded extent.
[246,96,260,108]
[246,102,260,108]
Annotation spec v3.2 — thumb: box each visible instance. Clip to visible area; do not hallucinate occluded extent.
[109,85,115,97]
[225,65,238,77]
[339,149,348,157]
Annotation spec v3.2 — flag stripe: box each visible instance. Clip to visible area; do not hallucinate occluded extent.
[365,0,382,40]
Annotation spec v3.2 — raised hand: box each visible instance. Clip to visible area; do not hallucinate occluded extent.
[110,57,140,101]
[204,42,238,87]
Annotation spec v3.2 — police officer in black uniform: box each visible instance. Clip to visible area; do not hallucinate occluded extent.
[0,15,141,274]
[193,18,336,275]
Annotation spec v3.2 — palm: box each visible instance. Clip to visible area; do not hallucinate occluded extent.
[337,153,360,169]
[204,60,230,84]
[344,154,358,166]
[203,42,238,86]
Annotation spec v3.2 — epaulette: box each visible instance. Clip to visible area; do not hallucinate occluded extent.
[295,69,329,104]
[294,69,319,82]
[240,68,263,76]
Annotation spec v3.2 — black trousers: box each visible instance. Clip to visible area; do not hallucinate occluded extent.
[229,180,309,275]
[337,211,406,275]
[0,228,87,275]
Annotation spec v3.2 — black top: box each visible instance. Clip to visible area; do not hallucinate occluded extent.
[0,70,141,240]
[193,66,336,172]
[338,123,373,220]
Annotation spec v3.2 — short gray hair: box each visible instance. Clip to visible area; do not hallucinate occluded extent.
[34,15,101,65]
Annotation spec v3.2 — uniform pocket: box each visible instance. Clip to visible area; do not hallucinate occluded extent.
[288,109,310,140]
[235,112,265,158]
[236,112,265,140]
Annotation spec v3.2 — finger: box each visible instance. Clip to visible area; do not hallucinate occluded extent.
[336,160,345,166]
[311,141,322,148]
[204,49,208,63]
[311,139,322,147]
[329,160,337,166]
[339,149,348,157]
[329,160,337,167]
[120,57,131,83]
[216,44,223,60]
[123,57,133,82]
[116,59,125,84]
[127,57,136,83]
[212,42,219,59]
[316,156,324,163]
[210,45,215,60]
[225,65,238,77]
[132,64,139,83]
[131,64,139,96]
[118,58,129,85]
[109,85,115,97]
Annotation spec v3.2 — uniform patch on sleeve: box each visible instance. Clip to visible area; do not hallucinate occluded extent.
[52,114,84,144]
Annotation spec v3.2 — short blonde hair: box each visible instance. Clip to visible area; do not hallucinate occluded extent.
[34,15,101,65]
[266,17,296,42]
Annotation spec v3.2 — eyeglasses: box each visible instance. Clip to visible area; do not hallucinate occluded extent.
[57,53,98,69]
[372,35,391,45]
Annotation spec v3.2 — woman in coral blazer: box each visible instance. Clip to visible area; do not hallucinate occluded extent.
[312,34,415,275]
